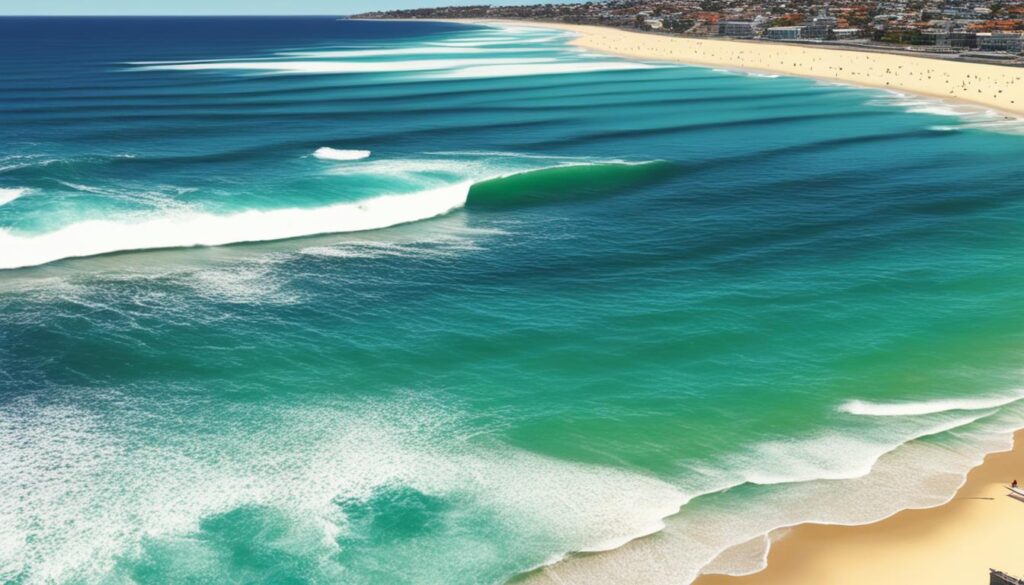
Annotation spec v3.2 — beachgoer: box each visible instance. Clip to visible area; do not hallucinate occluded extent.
[1013,479,1018,488]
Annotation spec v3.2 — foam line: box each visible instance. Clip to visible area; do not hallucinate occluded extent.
[0,184,470,270]
[434,61,662,79]
[281,47,548,58]
[0,187,28,206]
[520,407,1024,585]
[0,158,652,269]
[839,390,1024,416]
[130,57,556,75]
[313,147,371,161]
[735,410,995,485]
[0,395,690,585]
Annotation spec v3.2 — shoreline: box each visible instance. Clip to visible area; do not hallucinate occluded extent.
[696,429,1024,585]
[423,20,1024,584]
[512,425,1024,585]
[437,19,1024,118]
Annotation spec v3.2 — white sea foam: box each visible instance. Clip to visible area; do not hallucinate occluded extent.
[281,47,547,58]
[522,401,1024,585]
[698,532,774,577]
[299,239,476,260]
[430,36,564,47]
[0,187,28,206]
[327,230,491,258]
[298,220,507,261]
[313,147,371,161]
[714,409,995,487]
[869,90,1024,134]
[434,61,661,79]
[0,155,642,269]
[0,154,61,173]
[324,156,635,180]
[131,57,556,75]
[325,157,492,177]
[437,35,522,44]
[0,393,688,585]
[55,180,115,195]
[711,67,782,78]
[186,254,301,305]
[839,390,1024,417]
[0,183,470,270]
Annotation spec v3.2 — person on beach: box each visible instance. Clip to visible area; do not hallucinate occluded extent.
[1013,479,1018,488]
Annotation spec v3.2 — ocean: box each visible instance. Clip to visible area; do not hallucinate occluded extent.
[1,16,1023,585]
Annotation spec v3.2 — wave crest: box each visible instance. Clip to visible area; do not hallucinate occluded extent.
[467,160,673,208]
[838,390,1024,416]
[0,187,29,206]
[0,184,470,270]
[313,147,371,161]
[0,159,666,270]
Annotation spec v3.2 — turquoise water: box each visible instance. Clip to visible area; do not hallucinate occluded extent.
[1,17,1024,585]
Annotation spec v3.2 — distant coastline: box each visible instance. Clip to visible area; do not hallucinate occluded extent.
[423,19,1024,117]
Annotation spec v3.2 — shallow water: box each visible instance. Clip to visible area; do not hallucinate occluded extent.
[1,17,1023,585]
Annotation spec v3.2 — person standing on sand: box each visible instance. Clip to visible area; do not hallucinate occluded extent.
[1012,479,1018,488]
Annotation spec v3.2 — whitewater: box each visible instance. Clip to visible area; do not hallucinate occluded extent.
[1,16,1023,585]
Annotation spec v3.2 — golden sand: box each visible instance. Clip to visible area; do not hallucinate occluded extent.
[696,430,1024,585]
[462,20,1024,117]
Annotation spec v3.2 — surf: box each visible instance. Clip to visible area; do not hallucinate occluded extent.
[0,184,470,270]
[466,160,674,208]
[313,147,371,161]
[0,160,666,269]
[839,390,1024,417]
[0,187,29,206]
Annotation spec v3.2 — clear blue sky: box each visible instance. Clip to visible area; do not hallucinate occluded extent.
[1,0,553,16]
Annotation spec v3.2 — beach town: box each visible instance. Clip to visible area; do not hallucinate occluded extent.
[358,0,1024,64]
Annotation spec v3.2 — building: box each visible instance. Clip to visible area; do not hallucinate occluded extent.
[976,32,1024,52]
[766,26,804,40]
[832,27,862,38]
[938,30,978,47]
[718,20,756,37]
[803,8,838,39]
[921,29,978,47]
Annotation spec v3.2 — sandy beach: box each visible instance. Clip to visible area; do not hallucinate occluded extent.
[456,20,1024,117]
[696,429,1024,584]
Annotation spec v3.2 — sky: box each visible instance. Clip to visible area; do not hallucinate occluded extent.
[0,0,553,16]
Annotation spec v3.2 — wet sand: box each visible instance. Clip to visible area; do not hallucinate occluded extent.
[697,430,1024,585]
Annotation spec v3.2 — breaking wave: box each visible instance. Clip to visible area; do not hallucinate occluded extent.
[467,160,674,208]
[0,160,667,270]
[0,184,469,270]
[313,147,371,161]
[839,389,1024,417]
[0,187,29,206]
[521,400,1024,585]
[129,57,558,76]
